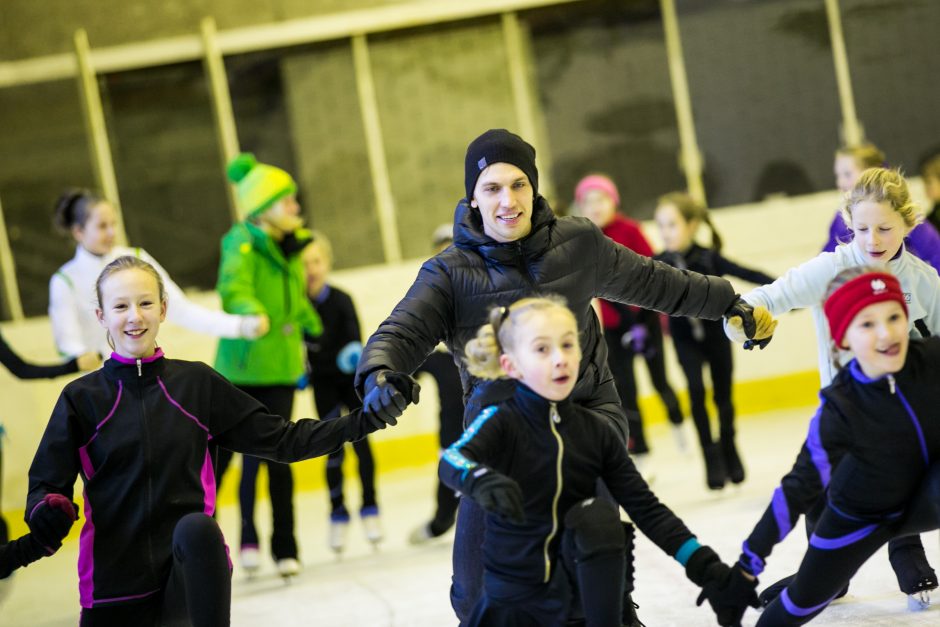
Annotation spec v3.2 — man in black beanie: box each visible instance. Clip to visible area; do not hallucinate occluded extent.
[355,128,776,625]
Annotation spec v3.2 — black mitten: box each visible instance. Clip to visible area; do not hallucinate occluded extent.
[687,546,759,627]
[463,466,526,524]
[27,494,78,554]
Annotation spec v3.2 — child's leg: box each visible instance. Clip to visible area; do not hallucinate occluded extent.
[159,512,231,627]
[562,499,625,627]
[759,509,892,625]
[238,456,261,549]
[603,327,648,454]
[642,318,684,425]
[80,598,161,627]
[705,332,744,483]
[429,482,460,536]
[890,462,940,594]
[326,448,348,517]
[675,340,724,489]
[352,438,377,509]
[450,497,487,623]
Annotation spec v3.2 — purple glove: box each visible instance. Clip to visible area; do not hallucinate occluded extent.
[622,324,654,358]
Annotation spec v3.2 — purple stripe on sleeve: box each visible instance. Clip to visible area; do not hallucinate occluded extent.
[78,489,95,608]
[896,389,929,466]
[740,540,765,576]
[809,523,878,550]
[781,588,835,617]
[157,377,210,433]
[78,445,96,480]
[201,448,217,516]
[771,487,793,541]
[806,408,831,487]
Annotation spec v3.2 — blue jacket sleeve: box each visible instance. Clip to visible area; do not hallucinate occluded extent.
[906,222,940,276]
[739,401,847,575]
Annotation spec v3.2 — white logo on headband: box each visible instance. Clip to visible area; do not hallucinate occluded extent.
[477,157,487,171]
[870,278,887,294]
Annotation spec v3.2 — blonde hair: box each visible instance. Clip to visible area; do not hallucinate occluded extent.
[835,143,886,170]
[841,167,919,230]
[657,191,723,253]
[464,295,575,379]
[822,265,891,370]
[96,256,166,351]
[306,230,334,264]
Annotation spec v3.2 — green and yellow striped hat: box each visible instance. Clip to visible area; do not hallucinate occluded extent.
[226,153,297,219]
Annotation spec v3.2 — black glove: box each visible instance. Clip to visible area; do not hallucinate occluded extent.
[463,466,526,525]
[687,546,759,626]
[362,370,421,428]
[27,493,78,554]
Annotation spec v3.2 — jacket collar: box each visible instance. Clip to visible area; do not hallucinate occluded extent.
[452,195,555,264]
[512,380,572,422]
[104,347,167,380]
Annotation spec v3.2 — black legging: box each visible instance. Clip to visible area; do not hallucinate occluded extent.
[311,374,377,516]
[760,464,940,625]
[79,513,231,627]
[672,322,735,450]
[215,385,298,559]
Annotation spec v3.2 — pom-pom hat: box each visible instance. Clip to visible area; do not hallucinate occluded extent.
[824,271,908,346]
[226,153,297,219]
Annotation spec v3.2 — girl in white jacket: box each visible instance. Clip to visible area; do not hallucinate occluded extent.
[725,167,940,608]
[49,189,266,359]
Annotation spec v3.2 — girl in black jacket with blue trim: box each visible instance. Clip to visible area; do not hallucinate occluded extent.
[439,296,758,627]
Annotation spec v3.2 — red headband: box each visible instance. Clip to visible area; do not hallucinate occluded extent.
[824,272,907,346]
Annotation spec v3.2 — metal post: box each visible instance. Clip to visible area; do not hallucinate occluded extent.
[660,0,706,205]
[0,193,24,321]
[502,12,554,200]
[351,34,402,264]
[824,0,863,147]
[201,17,241,223]
[73,28,128,245]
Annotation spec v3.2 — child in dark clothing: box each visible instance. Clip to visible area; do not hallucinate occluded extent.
[440,296,757,627]
[728,267,940,624]
[654,192,775,490]
[26,256,397,627]
[302,234,381,553]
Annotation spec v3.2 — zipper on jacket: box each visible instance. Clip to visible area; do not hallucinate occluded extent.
[887,374,896,394]
[136,358,142,377]
[543,401,564,583]
[514,241,536,289]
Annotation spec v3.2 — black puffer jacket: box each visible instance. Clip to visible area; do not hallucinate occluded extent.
[355,196,737,436]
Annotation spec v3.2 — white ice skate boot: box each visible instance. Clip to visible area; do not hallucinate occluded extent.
[276,558,300,579]
[240,546,261,577]
[329,512,349,555]
[361,505,383,547]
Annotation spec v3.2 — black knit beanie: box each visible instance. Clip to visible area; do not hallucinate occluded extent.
[464,129,539,202]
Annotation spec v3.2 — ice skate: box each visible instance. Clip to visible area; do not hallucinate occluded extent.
[361,505,383,549]
[329,512,350,557]
[702,443,726,490]
[720,438,745,484]
[671,423,688,453]
[408,522,434,545]
[622,594,646,626]
[276,557,300,581]
[890,540,937,611]
[239,546,261,579]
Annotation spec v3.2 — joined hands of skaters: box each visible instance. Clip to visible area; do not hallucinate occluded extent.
[686,546,759,627]
[27,493,78,554]
[462,466,526,525]
[724,297,778,350]
[363,369,421,427]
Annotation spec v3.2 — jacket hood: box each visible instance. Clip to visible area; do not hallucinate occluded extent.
[452,195,556,262]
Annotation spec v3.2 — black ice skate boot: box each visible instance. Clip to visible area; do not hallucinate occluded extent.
[720,437,746,484]
[889,539,938,610]
[702,443,727,490]
[758,574,848,607]
[621,522,646,627]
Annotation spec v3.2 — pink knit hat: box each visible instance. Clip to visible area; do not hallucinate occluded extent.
[574,174,620,207]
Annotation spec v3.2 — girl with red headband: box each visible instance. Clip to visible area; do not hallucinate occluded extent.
[717,266,940,625]
[725,167,940,606]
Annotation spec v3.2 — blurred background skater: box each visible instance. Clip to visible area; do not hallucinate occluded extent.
[49,189,267,359]
[828,144,940,273]
[918,145,940,233]
[409,224,465,545]
[301,232,381,555]
[654,192,775,490]
[214,153,323,578]
[573,174,687,460]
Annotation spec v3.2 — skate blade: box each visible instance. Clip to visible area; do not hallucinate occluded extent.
[907,591,931,611]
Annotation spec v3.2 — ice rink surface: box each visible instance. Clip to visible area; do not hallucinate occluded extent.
[2,405,938,626]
